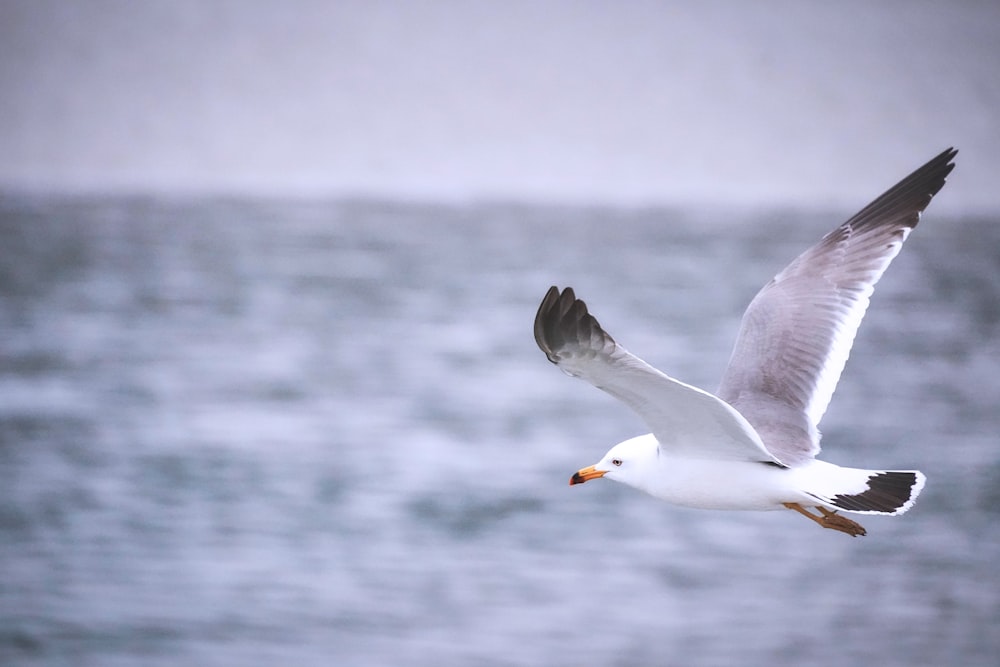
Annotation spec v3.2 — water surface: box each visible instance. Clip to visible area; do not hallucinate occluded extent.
[1,195,998,666]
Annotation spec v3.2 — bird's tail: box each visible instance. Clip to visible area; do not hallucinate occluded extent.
[806,470,926,516]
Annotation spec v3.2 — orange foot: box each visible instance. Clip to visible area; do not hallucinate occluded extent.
[783,502,867,537]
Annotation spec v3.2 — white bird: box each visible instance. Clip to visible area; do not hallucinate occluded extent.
[535,148,956,536]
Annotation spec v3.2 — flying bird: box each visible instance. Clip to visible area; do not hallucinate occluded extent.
[534,148,957,536]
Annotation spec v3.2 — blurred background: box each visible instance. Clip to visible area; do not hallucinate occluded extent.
[1,2,998,666]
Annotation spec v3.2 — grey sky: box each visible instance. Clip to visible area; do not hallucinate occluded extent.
[1,0,997,210]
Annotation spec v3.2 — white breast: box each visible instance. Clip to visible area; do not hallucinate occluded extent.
[635,456,799,511]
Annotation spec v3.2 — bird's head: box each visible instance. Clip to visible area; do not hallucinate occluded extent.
[569,435,658,488]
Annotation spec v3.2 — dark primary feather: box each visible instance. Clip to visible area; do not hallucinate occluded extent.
[534,286,615,367]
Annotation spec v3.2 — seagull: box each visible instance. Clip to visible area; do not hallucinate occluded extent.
[534,148,956,536]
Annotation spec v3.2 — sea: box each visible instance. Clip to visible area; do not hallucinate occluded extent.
[1,194,997,666]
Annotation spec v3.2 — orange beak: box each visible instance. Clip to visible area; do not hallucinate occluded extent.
[569,465,606,486]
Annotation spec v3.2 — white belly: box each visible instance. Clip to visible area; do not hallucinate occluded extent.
[636,457,804,511]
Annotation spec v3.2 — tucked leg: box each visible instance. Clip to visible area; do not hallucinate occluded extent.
[783,503,867,537]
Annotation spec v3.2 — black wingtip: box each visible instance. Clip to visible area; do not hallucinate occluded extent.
[911,146,957,212]
[533,286,563,361]
[928,146,958,192]
[534,286,580,363]
[534,286,610,364]
[912,146,957,199]
[891,146,957,205]
[839,147,958,234]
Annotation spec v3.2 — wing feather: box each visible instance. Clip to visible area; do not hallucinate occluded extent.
[535,286,782,464]
[717,148,957,465]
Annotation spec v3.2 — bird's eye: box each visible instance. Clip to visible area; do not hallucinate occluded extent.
[612,458,622,467]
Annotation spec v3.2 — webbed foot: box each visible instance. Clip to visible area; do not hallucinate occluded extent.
[783,502,867,537]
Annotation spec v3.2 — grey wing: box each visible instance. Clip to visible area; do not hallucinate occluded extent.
[717,148,957,466]
[535,286,781,464]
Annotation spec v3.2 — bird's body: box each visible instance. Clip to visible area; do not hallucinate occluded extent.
[594,435,792,511]
[536,148,955,536]
[590,434,921,514]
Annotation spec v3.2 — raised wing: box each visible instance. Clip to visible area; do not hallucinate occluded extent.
[535,286,782,464]
[717,148,957,466]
